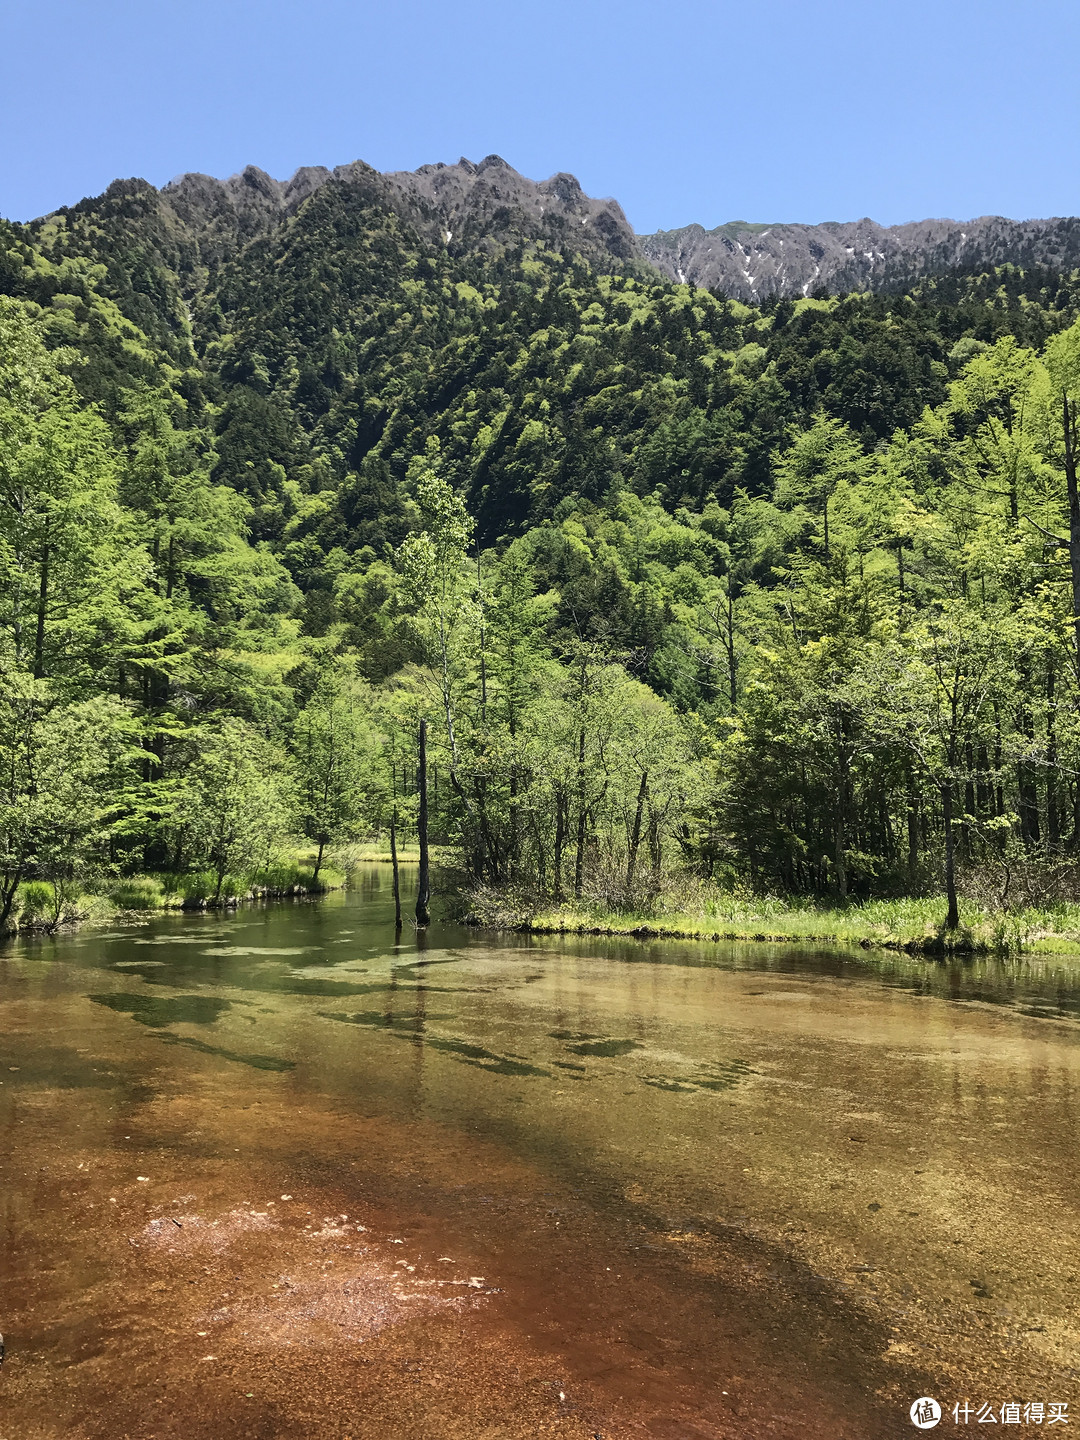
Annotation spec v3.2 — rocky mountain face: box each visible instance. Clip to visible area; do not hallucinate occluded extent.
[49,157,1080,301]
[159,154,638,274]
[639,214,1080,300]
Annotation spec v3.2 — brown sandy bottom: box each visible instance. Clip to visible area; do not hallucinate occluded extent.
[2,1058,937,1440]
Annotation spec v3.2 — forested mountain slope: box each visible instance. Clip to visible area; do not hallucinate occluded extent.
[18,153,1080,306]
[6,156,1080,929]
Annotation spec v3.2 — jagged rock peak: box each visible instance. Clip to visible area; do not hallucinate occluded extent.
[638,212,1080,300]
[156,155,638,265]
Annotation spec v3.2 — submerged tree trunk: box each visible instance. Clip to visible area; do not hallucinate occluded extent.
[416,719,430,928]
[390,810,402,930]
[389,760,402,929]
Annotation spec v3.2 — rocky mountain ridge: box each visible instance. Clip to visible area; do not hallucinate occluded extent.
[639,213,1080,300]
[158,154,638,275]
[49,156,1080,300]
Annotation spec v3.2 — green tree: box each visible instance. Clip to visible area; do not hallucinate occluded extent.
[0,672,129,927]
[293,663,377,880]
[177,719,292,901]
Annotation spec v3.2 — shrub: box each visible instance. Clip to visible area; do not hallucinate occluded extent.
[16,880,54,926]
[108,876,166,910]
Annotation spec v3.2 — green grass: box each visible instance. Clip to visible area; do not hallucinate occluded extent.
[107,876,168,910]
[475,885,1080,956]
[3,853,352,933]
[334,842,435,865]
[103,858,347,914]
[16,880,55,924]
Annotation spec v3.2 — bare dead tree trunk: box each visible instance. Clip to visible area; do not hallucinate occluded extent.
[390,763,402,931]
[415,720,430,928]
[626,770,648,892]
[574,727,587,901]
[1062,392,1080,678]
[1047,661,1060,849]
[942,782,959,931]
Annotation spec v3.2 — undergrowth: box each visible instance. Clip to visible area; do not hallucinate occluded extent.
[466,875,1080,955]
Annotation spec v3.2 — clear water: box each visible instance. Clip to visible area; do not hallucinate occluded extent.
[2,866,1078,1438]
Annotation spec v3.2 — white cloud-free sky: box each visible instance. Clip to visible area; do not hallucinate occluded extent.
[4,0,1077,232]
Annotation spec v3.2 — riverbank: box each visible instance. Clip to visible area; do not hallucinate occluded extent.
[2,858,348,937]
[467,886,1080,956]
[2,844,445,938]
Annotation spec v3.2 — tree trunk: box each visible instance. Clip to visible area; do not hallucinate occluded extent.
[415,719,430,927]
[1062,393,1080,678]
[942,783,959,931]
[312,839,324,884]
[1016,688,1041,849]
[1047,661,1060,848]
[33,541,49,679]
[724,587,737,710]
[648,810,662,878]
[834,717,850,900]
[626,771,648,891]
[508,767,519,881]
[574,727,587,901]
[553,792,566,899]
[390,809,402,930]
[0,875,22,930]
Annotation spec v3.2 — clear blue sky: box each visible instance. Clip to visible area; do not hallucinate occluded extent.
[4,0,1079,233]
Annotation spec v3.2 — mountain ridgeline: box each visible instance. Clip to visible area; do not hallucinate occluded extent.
[32,153,1080,299]
[5,153,1080,931]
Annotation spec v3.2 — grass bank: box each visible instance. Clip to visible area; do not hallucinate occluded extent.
[467,884,1080,957]
[3,856,348,936]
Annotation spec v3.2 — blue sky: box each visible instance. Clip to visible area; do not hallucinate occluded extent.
[4,0,1079,232]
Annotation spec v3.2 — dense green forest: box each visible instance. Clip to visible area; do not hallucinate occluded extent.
[6,171,1080,934]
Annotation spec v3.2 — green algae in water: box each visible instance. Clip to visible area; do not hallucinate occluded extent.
[564,1038,642,1057]
[321,1009,455,1032]
[89,993,232,1027]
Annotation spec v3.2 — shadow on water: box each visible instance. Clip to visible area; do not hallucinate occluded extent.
[321,1010,551,1077]
[156,1033,296,1071]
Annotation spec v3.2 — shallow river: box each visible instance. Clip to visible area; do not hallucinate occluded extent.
[2,867,1079,1438]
